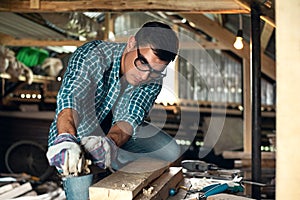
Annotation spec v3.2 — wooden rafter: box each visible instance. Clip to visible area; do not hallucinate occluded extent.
[0,33,85,47]
[0,0,248,13]
[0,30,228,50]
[234,0,275,27]
[0,0,275,27]
[180,13,276,80]
[261,22,274,51]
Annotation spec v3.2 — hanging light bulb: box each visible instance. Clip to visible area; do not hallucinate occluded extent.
[234,29,244,50]
[233,14,244,50]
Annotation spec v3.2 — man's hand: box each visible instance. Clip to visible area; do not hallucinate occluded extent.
[46,133,87,176]
[81,136,117,169]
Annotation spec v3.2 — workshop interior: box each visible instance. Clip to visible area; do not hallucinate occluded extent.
[0,0,298,200]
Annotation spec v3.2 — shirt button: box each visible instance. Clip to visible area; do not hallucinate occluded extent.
[105,107,109,110]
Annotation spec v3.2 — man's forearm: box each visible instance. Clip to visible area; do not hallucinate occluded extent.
[107,121,132,147]
[57,108,79,136]
[57,109,132,146]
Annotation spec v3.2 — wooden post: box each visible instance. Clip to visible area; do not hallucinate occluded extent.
[104,13,114,41]
[30,0,40,9]
[243,59,251,153]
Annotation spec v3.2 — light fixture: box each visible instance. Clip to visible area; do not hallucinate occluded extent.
[233,14,244,50]
[234,29,244,50]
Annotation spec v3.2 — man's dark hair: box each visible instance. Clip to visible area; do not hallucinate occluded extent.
[135,21,179,63]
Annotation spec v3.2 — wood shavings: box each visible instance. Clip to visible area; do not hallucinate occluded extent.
[142,186,154,196]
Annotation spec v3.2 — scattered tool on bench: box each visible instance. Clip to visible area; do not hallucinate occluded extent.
[174,176,244,199]
[181,160,241,179]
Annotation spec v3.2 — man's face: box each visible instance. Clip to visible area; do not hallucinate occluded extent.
[122,42,168,86]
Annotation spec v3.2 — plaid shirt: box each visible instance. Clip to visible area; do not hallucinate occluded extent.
[48,40,162,146]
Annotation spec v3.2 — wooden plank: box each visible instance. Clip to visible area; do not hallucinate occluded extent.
[13,187,65,200]
[0,182,32,199]
[0,0,247,13]
[115,36,227,50]
[0,33,85,47]
[89,158,170,200]
[234,0,275,27]
[0,182,20,195]
[134,167,183,200]
[207,193,255,200]
[240,159,275,168]
[261,23,274,50]
[243,60,251,153]
[0,72,56,83]
[222,151,275,159]
[180,14,250,59]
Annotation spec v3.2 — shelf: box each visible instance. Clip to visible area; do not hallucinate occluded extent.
[0,72,57,83]
[222,150,275,160]
[153,100,275,117]
[1,72,60,106]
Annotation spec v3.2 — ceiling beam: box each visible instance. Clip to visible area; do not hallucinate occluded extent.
[0,0,248,13]
[180,13,275,80]
[234,0,275,27]
[261,22,274,51]
[0,0,275,31]
[0,33,85,47]
[0,31,228,50]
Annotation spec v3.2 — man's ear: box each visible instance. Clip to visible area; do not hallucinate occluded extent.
[126,36,136,51]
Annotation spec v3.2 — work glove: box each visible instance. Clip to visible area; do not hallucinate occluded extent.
[46,133,88,176]
[81,136,117,169]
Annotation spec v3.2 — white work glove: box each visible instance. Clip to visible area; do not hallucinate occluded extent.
[81,136,117,169]
[46,133,88,176]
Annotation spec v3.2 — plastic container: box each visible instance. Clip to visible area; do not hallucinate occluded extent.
[16,47,49,67]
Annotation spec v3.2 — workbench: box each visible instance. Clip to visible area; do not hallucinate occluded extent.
[88,158,255,200]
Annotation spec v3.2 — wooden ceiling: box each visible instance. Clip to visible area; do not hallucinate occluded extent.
[0,0,275,80]
[0,0,274,24]
[0,0,249,12]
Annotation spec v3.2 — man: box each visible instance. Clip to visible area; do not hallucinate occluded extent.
[46,21,180,177]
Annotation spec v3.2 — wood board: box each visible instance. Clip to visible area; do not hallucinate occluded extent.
[0,182,20,195]
[89,158,170,200]
[0,182,32,199]
[207,193,255,200]
[134,167,183,200]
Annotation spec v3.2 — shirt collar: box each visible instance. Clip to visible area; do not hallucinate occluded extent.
[112,43,126,81]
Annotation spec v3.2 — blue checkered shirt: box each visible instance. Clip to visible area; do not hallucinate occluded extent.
[48,40,162,146]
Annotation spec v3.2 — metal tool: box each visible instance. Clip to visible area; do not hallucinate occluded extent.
[181,160,217,172]
[178,175,245,199]
[199,183,229,199]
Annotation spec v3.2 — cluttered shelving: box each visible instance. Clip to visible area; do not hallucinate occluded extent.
[0,45,64,109]
[0,72,60,105]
